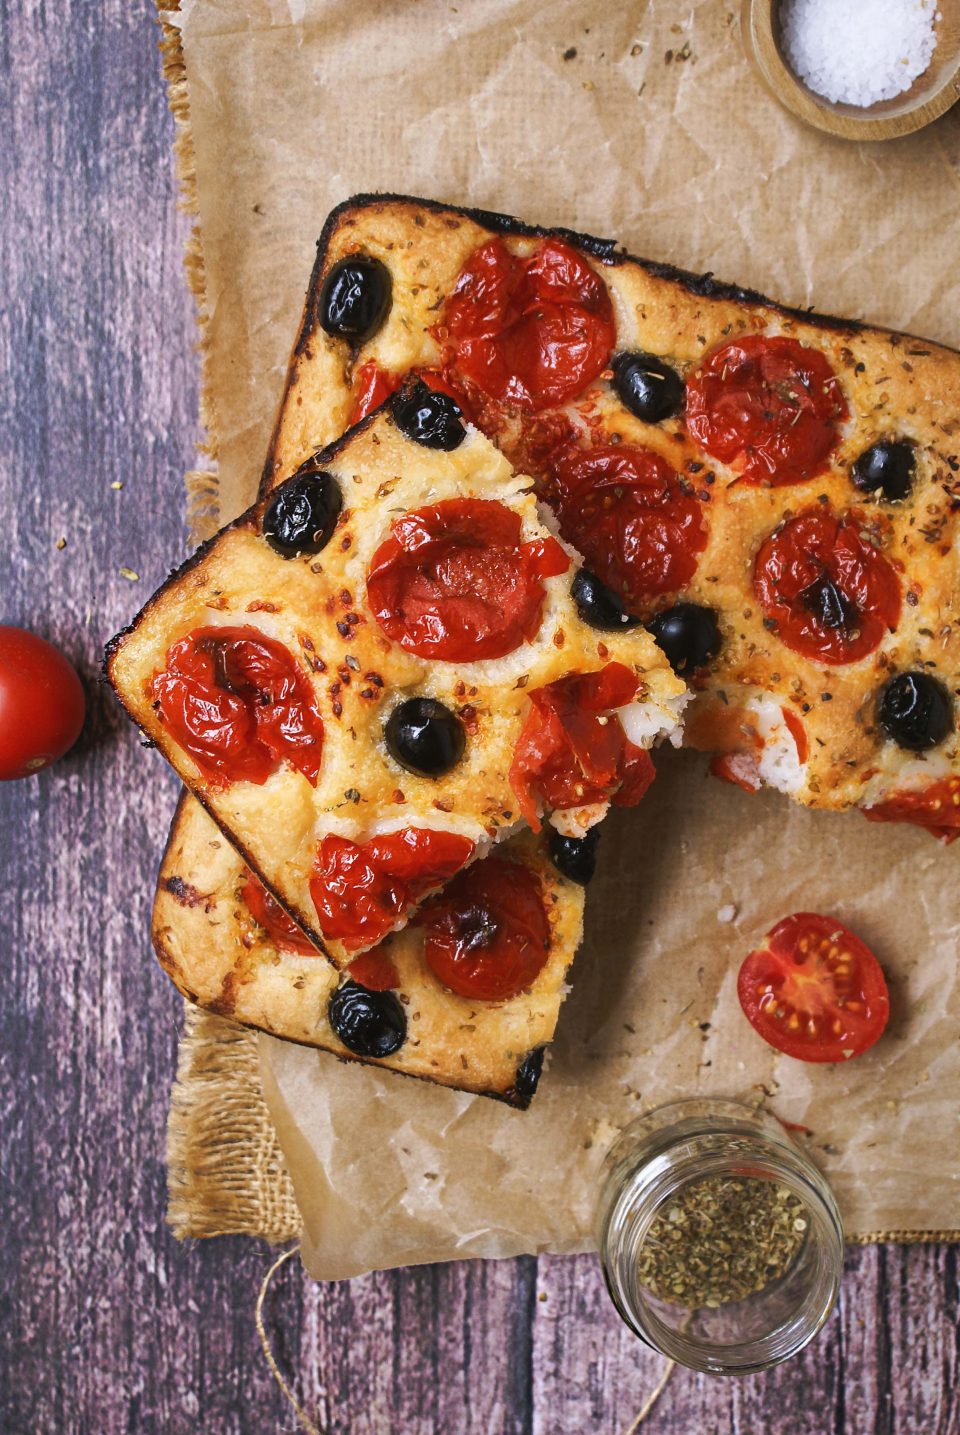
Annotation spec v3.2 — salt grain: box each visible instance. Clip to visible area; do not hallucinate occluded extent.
[780,0,940,106]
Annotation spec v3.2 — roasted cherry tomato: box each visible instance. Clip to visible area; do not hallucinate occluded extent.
[0,626,85,780]
[686,336,848,486]
[346,946,401,991]
[434,237,615,411]
[152,626,325,788]
[753,510,901,665]
[509,662,649,828]
[737,911,889,1063]
[348,363,463,427]
[241,871,316,955]
[418,854,551,1001]
[366,498,569,662]
[544,444,707,611]
[863,776,960,843]
[309,828,474,951]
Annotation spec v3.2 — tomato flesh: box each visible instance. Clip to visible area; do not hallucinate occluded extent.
[435,237,615,412]
[152,626,325,788]
[0,626,86,780]
[418,854,550,1001]
[863,776,960,843]
[241,871,316,955]
[737,911,889,1063]
[508,662,648,829]
[544,443,708,610]
[349,362,463,426]
[346,947,401,991]
[366,498,569,662]
[310,828,474,951]
[686,336,848,486]
[754,510,900,665]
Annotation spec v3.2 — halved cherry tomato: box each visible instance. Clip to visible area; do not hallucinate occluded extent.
[366,498,569,662]
[418,854,550,1001]
[152,626,325,788]
[863,776,960,843]
[346,947,401,991]
[754,510,901,665]
[434,237,615,411]
[544,443,708,611]
[310,828,474,951]
[0,626,85,780]
[241,870,317,955]
[686,336,848,486]
[710,752,762,793]
[348,363,464,426]
[508,662,646,829]
[737,911,889,1063]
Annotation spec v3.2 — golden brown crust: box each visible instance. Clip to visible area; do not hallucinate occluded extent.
[107,405,684,964]
[153,793,584,1105]
[262,194,960,815]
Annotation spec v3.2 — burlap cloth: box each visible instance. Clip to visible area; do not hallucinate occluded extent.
[156,1,957,1249]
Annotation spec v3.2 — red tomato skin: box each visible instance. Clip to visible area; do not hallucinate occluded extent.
[366,498,567,662]
[435,237,615,412]
[737,911,889,1064]
[152,626,325,789]
[863,776,960,843]
[686,336,848,486]
[753,509,901,666]
[346,947,401,991]
[419,855,551,1002]
[349,363,464,426]
[544,443,708,610]
[0,626,86,780]
[310,828,474,951]
[241,871,317,955]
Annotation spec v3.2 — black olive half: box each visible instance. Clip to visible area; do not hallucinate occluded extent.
[392,381,466,450]
[512,1047,545,1101]
[799,575,857,632]
[851,439,916,503]
[386,697,466,778]
[878,672,953,752]
[571,569,641,632]
[318,255,392,342]
[328,981,406,1058]
[262,468,342,558]
[612,351,684,424]
[647,603,722,674]
[547,825,600,886]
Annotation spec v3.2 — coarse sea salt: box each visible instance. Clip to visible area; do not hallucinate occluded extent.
[780,0,940,106]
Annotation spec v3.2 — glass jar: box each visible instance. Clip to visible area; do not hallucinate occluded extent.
[595,1097,844,1375]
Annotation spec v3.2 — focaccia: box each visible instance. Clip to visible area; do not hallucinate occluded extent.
[107,400,685,966]
[260,194,960,840]
[154,794,584,1105]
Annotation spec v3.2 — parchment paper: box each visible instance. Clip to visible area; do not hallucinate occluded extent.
[170,0,960,1277]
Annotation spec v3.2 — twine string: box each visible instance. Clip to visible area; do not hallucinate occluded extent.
[255,1244,326,1435]
[622,1357,677,1434]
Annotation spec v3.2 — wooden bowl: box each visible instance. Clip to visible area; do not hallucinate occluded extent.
[741,0,960,140]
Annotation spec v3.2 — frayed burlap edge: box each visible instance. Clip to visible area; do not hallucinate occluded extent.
[156,0,299,1244]
[152,0,957,1252]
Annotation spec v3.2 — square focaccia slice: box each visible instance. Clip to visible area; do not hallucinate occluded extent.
[154,793,585,1106]
[262,193,960,841]
[107,398,686,965]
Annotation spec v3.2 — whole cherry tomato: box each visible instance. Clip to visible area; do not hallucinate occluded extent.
[0,626,86,780]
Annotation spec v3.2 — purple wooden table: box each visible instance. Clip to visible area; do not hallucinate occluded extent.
[1,2,958,1430]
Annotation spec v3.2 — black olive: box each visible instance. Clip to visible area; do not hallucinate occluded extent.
[318,255,392,342]
[392,381,466,450]
[799,575,857,632]
[512,1047,545,1101]
[571,570,641,631]
[547,825,600,886]
[612,351,684,424]
[385,697,466,777]
[647,603,722,674]
[851,439,916,502]
[878,672,953,751]
[262,468,342,558]
[328,981,406,1058]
